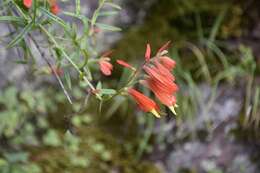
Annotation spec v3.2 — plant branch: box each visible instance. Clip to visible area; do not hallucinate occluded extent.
[28,33,73,104]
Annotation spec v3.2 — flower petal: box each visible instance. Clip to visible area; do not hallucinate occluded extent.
[145,43,151,62]
[23,0,32,8]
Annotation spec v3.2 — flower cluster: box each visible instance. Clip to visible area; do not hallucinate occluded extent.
[98,42,178,118]
[23,0,60,15]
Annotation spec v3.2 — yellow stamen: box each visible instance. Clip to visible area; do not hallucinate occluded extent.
[150,109,161,118]
[169,106,177,115]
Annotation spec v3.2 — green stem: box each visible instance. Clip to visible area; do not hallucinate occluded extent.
[39,25,102,99]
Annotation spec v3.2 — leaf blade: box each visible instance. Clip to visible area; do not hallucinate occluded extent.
[95,23,121,32]
[7,22,33,48]
[39,7,68,29]
[0,16,25,24]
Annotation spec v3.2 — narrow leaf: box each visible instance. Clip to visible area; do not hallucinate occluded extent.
[7,22,33,48]
[96,82,102,90]
[64,71,72,89]
[104,2,122,10]
[13,60,28,64]
[75,0,81,15]
[0,16,25,24]
[100,89,116,95]
[95,23,121,32]
[98,11,118,17]
[39,7,68,29]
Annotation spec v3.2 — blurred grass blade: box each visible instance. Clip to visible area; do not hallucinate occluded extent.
[13,60,28,64]
[252,87,260,130]
[75,0,81,15]
[39,7,68,29]
[105,96,125,119]
[205,40,229,69]
[209,6,228,43]
[0,16,25,24]
[95,23,121,32]
[63,11,85,21]
[100,89,116,95]
[187,42,211,82]
[11,1,29,20]
[98,11,118,17]
[136,115,154,160]
[195,12,204,42]
[243,74,254,128]
[104,2,122,10]
[65,71,72,90]
[96,81,102,90]
[7,22,33,48]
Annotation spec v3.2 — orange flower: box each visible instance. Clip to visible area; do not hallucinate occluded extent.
[154,60,175,81]
[141,79,176,106]
[23,0,32,8]
[157,41,171,54]
[159,56,176,70]
[142,61,178,115]
[99,58,113,76]
[145,43,151,62]
[143,65,178,93]
[50,4,60,15]
[116,60,135,70]
[128,88,160,118]
[100,50,114,58]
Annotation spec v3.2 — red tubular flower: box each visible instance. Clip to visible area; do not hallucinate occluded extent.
[143,65,178,93]
[128,88,160,118]
[116,60,136,70]
[154,60,175,81]
[159,56,176,70]
[50,4,60,15]
[99,58,113,76]
[141,79,176,106]
[157,41,171,54]
[145,44,151,62]
[101,50,114,58]
[23,0,32,8]
[142,61,178,115]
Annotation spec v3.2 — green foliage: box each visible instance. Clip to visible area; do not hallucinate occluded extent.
[0,152,41,173]
[0,85,160,172]
[0,0,122,104]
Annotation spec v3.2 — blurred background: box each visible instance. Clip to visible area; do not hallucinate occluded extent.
[0,0,260,173]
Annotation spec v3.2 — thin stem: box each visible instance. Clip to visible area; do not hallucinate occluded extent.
[39,25,80,72]
[104,58,152,102]
[39,24,102,99]
[29,33,73,104]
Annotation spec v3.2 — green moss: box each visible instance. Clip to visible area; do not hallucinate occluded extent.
[30,124,160,173]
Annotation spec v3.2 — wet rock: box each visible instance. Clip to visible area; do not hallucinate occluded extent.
[166,123,257,173]
[152,84,257,173]
[197,84,243,129]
